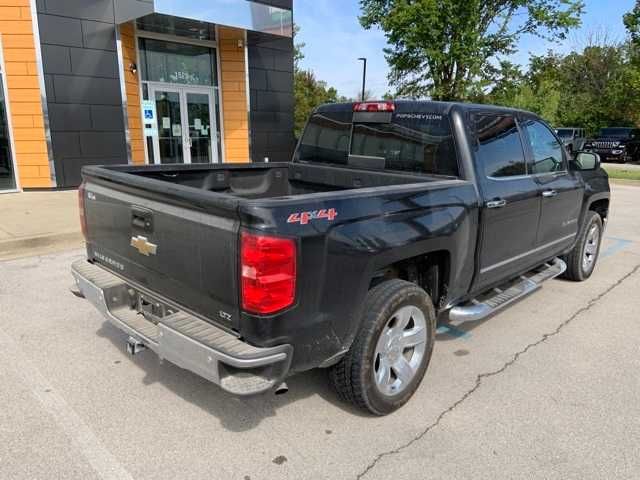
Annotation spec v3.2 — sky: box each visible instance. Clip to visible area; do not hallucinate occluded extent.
[294,0,637,99]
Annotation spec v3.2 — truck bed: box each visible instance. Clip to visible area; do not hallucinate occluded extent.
[87,162,446,202]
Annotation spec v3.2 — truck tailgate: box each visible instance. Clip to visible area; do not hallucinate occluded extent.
[83,182,240,330]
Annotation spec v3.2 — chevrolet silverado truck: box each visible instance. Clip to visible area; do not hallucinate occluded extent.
[584,127,640,163]
[72,101,610,415]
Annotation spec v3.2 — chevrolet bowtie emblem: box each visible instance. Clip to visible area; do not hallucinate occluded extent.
[130,236,158,256]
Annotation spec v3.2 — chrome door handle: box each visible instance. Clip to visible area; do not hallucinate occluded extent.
[542,190,558,198]
[486,199,507,209]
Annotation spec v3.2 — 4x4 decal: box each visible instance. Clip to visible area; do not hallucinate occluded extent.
[287,208,338,225]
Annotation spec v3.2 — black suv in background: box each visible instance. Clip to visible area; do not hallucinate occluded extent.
[585,127,640,163]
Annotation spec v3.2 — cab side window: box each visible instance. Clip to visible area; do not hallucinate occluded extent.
[474,114,527,178]
[522,120,565,174]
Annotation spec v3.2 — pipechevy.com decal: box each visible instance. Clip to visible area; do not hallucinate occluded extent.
[287,208,338,225]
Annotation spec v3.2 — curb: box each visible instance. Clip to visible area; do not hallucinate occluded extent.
[0,232,84,261]
[609,178,640,186]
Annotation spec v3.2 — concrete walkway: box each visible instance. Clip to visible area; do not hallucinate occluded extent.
[0,190,82,260]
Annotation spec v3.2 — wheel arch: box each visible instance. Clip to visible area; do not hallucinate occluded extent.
[369,250,451,311]
[588,197,610,223]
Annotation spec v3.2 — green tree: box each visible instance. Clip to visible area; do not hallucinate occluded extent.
[359,0,584,101]
[294,70,340,137]
[624,0,640,48]
[482,41,640,134]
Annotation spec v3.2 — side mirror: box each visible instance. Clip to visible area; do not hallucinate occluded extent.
[573,151,600,171]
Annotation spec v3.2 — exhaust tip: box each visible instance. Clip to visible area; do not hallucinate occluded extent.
[274,382,289,395]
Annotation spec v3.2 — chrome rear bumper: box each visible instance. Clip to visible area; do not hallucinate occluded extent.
[71,260,292,396]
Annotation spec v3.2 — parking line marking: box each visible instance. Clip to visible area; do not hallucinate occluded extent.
[0,328,133,480]
[437,325,472,340]
[601,237,634,259]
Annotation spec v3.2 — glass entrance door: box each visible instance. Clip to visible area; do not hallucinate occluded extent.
[154,88,184,164]
[185,92,213,164]
[149,84,217,164]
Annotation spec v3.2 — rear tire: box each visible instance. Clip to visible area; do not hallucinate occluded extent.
[563,211,603,281]
[329,279,436,415]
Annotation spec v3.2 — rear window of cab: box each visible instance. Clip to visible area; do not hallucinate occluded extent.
[296,109,459,177]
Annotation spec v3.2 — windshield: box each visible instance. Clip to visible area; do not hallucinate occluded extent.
[297,109,459,177]
[556,129,574,138]
[599,128,633,138]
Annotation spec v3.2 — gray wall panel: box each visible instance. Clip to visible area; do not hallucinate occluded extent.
[51,132,81,157]
[37,0,126,187]
[52,75,121,105]
[38,14,83,47]
[41,44,71,74]
[79,132,127,157]
[90,105,125,131]
[42,0,115,23]
[69,48,118,78]
[247,31,295,163]
[81,20,117,51]
[49,104,91,131]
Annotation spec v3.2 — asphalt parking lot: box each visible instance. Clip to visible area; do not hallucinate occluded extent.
[1,183,639,480]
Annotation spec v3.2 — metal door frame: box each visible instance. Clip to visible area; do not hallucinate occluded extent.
[147,82,218,165]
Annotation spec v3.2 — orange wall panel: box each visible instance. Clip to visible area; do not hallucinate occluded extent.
[218,26,250,164]
[0,0,51,188]
[119,21,145,165]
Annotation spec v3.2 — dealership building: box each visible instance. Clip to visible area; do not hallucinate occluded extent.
[0,0,294,192]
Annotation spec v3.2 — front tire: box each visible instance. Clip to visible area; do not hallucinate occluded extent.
[563,211,603,281]
[329,279,436,415]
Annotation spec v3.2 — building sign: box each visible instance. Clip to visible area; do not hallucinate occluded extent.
[142,100,157,136]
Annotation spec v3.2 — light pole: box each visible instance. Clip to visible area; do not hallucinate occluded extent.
[358,57,367,101]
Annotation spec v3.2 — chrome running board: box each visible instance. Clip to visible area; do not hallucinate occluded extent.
[449,258,566,325]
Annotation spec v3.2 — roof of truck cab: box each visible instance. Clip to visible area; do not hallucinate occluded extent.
[315,100,537,117]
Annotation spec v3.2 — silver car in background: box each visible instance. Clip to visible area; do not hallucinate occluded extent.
[556,128,587,153]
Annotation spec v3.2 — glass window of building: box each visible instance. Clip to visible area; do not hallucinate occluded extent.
[139,38,217,87]
[137,14,216,41]
[0,64,16,191]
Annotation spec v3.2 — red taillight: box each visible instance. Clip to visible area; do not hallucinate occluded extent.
[241,232,296,315]
[353,101,395,112]
[78,182,87,240]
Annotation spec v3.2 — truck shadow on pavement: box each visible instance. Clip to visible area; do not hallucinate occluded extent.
[435,236,635,343]
[95,323,370,431]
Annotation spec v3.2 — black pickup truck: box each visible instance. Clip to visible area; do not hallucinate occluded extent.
[584,127,640,163]
[72,101,610,415]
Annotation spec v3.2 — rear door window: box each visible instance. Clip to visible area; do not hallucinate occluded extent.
[474,114,527,178]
